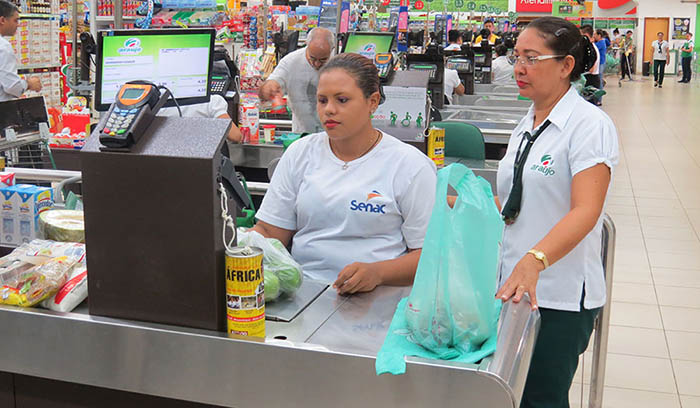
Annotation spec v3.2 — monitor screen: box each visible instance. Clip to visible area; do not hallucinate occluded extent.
[0,96,48,137]
[95,29,215,111]
[343,33,394,61]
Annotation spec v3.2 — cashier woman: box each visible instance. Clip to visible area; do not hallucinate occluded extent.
[495,17,618,408]
[252,53,437,295]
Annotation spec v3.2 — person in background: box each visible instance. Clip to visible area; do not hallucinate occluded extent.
[619,30,634,81]
[496,16,618,407]
[581,25,601,105]
[679,32,694,83]
[157,94,242,143]
[651,31,670,88]
[443,64,465,104]
[475,19,500,45]
[612,28,621,45]
[444,29,463,51]
[491,44,515,85]
[252,53,436,292]
[259,27,334,134]
[594,29,608,92]
[602,30,611,48]
[0,0,41,102]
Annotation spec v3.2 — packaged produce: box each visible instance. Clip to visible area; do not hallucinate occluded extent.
[0,244,82,307]
[237,229,303,301]
[39,210,85,243]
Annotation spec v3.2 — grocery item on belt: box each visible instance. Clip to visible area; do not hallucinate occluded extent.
[40,262,87,312]
[0,240,85,307]
[39,210,85,243]
[237,228,304,301]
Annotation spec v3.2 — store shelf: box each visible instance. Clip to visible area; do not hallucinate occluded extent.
[18,63,62,71]
[96,15,139,22]
[19,13,60,18]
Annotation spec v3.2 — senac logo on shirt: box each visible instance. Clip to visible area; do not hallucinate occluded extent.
[350,190,386,214]
[530,154,556,176]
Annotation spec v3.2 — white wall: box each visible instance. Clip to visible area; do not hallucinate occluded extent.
[634,0,696,72]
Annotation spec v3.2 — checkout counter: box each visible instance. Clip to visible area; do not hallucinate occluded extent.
[0,101,615,406]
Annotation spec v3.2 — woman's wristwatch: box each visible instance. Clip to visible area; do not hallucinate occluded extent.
[527,249,549,269]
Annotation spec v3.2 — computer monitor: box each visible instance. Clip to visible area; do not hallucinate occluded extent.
[0,96,48,137]
[95,28,215,111]
[342,32,394,61]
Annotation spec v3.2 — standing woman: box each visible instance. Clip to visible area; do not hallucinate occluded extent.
[495,17,619,407]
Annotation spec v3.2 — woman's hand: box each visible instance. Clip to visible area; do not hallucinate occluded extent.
[495,253,545,310]
[333,262,383,295]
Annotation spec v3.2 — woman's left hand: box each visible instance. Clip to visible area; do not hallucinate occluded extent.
[495,254,545,310]
[333,262,383,295]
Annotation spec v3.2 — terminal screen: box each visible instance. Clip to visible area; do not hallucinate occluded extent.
[99,33,211,106]
[344,34,394,61]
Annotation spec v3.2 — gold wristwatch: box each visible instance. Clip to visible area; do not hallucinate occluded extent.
[527,249,549,269]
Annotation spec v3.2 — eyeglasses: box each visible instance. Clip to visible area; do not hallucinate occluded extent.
[510,54,566,66]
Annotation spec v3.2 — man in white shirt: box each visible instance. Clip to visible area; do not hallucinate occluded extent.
[258,27,333,133]
[491,44,514,85]
[443,68,465,104]
[651,31,670,88]
[444,30,462,51]
[0,0,41,101]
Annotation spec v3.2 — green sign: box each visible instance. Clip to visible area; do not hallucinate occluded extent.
[581,18,593,27]
[410,0,507,13]
[594,19,609,29]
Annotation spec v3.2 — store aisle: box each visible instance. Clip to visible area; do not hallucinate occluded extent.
[568,76,700,408]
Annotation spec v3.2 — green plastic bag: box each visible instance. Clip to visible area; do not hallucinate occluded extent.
[406,163,504,356]
[376,164,504,375]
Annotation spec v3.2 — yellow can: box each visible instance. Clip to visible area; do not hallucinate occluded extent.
[427,127,445,169]
[225,247,265,338]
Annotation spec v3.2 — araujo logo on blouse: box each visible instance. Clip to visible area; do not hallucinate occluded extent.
[350,190,386,214]
[531,154,556,176]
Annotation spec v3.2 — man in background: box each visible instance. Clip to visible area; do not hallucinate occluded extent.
[594,29,608,95]
[0,0,41,101]
[259,27,334,134]
[444,30,462,51]
[475,19,500,45]
[651,31,670,88]
[619,30,634,81]
[679,32,694,83]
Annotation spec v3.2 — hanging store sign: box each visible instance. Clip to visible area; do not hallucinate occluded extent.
[516,0,553,13]
[412,0,507,13]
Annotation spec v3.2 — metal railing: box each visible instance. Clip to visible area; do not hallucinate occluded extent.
[587,214,616,408]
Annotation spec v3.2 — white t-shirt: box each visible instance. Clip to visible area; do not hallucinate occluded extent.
[652,40,670,60]
[443,69,462,104]
[157,94,229,118]
[444,43,461,51]
[0,37,26,102]
[256,131,437,283]
[267,48,324,134]
[496,86,619,312]
[590,41,601,75]
[491,55,515,85]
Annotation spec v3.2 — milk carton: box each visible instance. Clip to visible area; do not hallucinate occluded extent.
[15,185,54,243]
[0,186,19,245]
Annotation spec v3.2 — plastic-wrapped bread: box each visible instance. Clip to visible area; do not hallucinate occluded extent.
[39,210,85,243]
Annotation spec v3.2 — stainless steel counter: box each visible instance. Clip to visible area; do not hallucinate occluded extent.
[0,284,539,408]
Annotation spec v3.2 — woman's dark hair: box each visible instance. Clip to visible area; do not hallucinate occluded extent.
[320,53,383,102]
[595,29,605,38]
[613,28,619,34]
[581,24,594,37]
[495,44,508,56]
[526,16,596,81]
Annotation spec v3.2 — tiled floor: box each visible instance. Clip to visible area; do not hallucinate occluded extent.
[568,74,700,408]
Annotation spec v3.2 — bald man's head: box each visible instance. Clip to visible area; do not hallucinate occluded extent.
[306,27,334,70]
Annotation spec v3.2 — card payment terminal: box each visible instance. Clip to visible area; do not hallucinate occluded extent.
[374,53,395,82]
[98,81,171,150]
